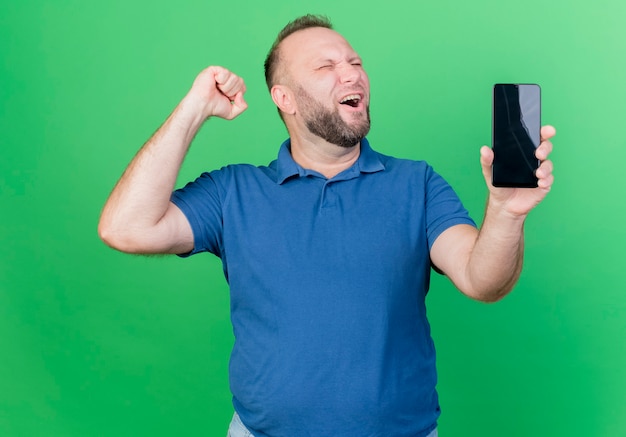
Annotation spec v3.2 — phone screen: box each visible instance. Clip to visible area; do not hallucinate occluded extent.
[492,83,541,187]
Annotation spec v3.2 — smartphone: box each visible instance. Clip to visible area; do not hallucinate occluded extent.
[492,83,541,187]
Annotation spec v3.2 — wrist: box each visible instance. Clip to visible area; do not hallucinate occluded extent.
[485,196,528,226]
[176,93,212,129]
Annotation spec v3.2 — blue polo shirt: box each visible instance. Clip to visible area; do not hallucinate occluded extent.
[171,138,475,437]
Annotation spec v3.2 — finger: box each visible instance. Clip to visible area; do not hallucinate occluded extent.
[537,171,554,190]
[535,139,553,161]
[540,125,556,142]
[216,72,245,100]
[535,159,553,180]
[212,66,231,84]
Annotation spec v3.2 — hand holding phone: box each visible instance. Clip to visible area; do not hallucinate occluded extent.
[492,84,541,188]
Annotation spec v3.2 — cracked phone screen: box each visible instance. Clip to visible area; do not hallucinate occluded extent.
[492,84,541,187]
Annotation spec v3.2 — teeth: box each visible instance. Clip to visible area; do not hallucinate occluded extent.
[340,94,361,103]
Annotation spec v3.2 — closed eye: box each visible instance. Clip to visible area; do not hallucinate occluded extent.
[350,57,363,67]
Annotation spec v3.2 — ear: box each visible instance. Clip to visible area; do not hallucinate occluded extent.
[271,85,296,115]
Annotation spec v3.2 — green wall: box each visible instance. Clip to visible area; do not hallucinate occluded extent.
[2,0,624,435]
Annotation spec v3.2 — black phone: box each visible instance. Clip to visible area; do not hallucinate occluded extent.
[492,83,541,187]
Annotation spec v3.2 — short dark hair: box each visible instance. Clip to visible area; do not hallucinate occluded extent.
[264,14,333,90]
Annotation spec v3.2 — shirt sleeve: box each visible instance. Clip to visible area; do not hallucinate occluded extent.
[424,165,476,250]
[170,170,226,257]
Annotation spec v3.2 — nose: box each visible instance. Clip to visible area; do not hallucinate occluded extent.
[338,62,360,84]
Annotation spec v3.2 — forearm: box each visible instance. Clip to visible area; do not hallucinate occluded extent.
[465,199,527,302]
[98,94,206,249]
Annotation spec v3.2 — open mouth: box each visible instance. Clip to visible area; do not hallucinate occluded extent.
[339,94,362,108]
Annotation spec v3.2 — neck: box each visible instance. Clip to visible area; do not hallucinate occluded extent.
[290,136,361,179]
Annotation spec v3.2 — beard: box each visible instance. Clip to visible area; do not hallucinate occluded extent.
[295,86,370,148]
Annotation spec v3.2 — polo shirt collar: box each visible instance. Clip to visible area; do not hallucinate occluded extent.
[275,137,385,184]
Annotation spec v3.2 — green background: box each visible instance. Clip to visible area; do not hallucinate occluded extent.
[1,0,625,435]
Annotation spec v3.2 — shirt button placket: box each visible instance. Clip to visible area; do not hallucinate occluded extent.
[323,181,339,211]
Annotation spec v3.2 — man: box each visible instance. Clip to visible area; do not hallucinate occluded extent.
[99,15,554,437]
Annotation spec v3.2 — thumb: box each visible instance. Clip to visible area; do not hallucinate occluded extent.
[480,145,494,187]
[228,91,248,119]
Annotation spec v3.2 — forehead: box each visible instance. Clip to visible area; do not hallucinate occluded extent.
[279,27,358,66]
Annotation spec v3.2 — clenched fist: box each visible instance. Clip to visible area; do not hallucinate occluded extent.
[186,66,248,121]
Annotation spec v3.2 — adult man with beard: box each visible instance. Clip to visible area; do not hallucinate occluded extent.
[99,15,555,437]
